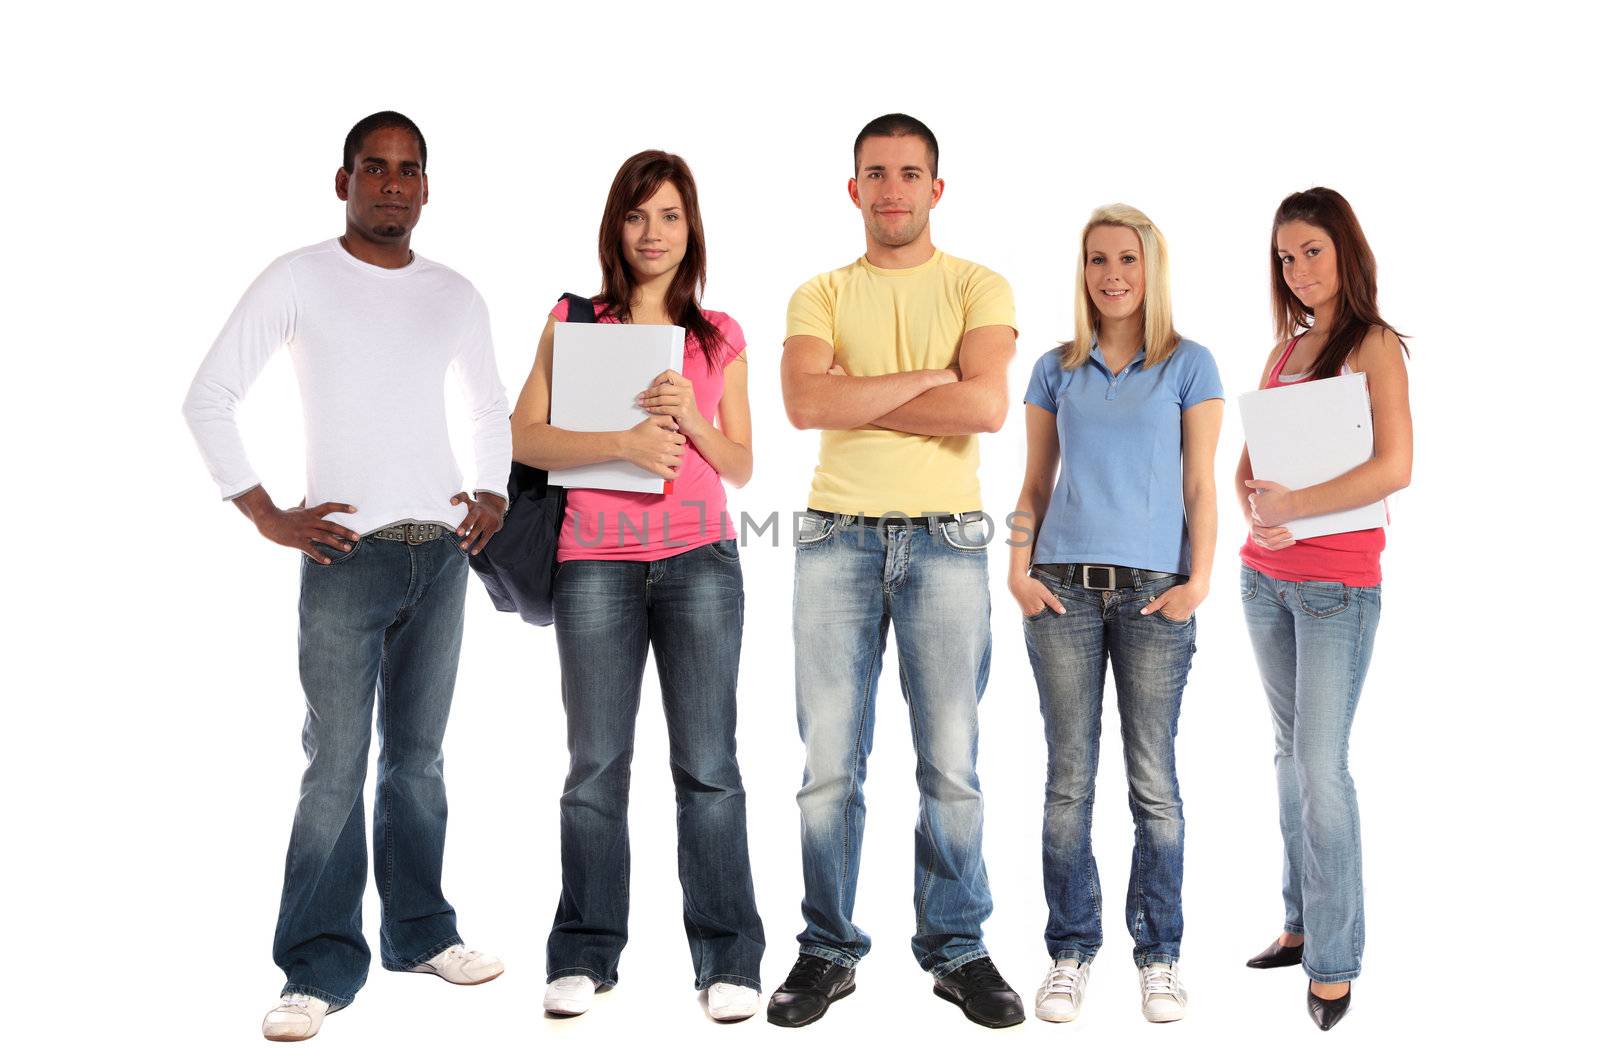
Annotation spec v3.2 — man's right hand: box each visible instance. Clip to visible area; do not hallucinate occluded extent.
[620,414,687,480]
[235,487,361,563]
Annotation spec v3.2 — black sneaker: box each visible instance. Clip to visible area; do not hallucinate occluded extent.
[766,953,856,1027]
[932,956,1025,1028]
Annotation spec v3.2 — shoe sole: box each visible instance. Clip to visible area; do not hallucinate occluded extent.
[765,984,854,1028]
[263,1028,317,1043]
[932,985,1025,1029]
[1035,1006,1081,1023]
[409,967,504,986]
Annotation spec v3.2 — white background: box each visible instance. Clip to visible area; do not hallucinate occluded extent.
[4,2,1592,1046]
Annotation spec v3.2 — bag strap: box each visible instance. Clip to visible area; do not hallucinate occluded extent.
[560,292,597,324]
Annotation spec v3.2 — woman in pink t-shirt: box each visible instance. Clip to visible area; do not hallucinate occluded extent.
[1233,188,1412,1031]
[509,150,763,1022]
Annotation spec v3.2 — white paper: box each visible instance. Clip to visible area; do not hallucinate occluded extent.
[548,322,686,494]
[1238,373,1387,540]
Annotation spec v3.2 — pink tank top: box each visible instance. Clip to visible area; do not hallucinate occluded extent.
[551,298,744,562]
[1239,335,1385,586]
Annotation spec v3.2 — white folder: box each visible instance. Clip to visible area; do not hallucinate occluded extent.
[548,322,686,494]
[1238,373,1387,540]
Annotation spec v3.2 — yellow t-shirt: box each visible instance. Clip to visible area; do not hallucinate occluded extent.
[786,250,1015,516]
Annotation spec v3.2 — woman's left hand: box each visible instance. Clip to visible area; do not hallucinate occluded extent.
[1245,479,1298,528]
[1142,580,1208,623]
[638,370,707,440]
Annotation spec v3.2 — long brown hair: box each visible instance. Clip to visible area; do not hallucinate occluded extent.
[595,150,726,366]
[1271,187,1405,378]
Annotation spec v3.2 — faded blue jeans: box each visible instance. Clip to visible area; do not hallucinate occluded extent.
[274,531,469,1009]
[1240,565,1380,983]
[792,511,994,978]
[547,539,764,992]
[1022,567,1195,968]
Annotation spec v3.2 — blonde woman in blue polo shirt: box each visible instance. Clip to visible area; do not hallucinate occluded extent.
[1009,204,1224,1025]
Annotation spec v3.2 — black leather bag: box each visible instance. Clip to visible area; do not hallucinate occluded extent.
[467,293,594,625]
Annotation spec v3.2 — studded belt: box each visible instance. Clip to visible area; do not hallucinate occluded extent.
[368,522,449,545]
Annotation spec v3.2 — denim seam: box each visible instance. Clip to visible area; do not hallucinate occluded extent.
[281,982,356,1009]
[1305,965,1361,982]
[798,944,857,969]
[548,965,615,987]
[378,637,396,957]
[1349,592,1368,966]
[928,946,989,979]
[698,972,762,992]
[1052,948,1096,965]
[837,619,884,928]
[902,659,937,938]
[385,933,466,972]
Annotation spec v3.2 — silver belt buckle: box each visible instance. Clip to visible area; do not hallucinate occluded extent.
[1080,565,1115,590]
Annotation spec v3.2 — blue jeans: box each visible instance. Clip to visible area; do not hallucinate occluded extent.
[274,532,469,1008]
[792,511,994,978]
[1022,568,1194,967]
[1240,565,1380,983]
[547,539,764,992]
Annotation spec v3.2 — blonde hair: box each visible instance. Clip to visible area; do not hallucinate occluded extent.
[1058,203,1181,369]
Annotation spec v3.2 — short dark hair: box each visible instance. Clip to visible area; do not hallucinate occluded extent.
[852,113,939,177]
[342,111,427,173]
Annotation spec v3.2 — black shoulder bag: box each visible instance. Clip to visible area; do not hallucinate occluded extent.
[467,293,595,625]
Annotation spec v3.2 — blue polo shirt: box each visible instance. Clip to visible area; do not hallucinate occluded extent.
[1023,339,1224,574]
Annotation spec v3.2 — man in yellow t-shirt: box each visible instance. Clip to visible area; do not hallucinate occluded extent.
[768,113,1022,1031]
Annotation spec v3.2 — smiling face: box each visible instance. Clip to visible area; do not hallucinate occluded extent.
[849,133,944,250]
[1275,219,1339,313]
[1084,223,1145,326]
[620,180,688,282]
[336,125,427,241]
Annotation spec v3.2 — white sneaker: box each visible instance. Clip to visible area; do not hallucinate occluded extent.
[1035,958,1089,1022]
[1139,963,1187,1022]
[409,944,505,985]
[544,974,598,1016]
[262,993,330,1042]
[705,981,760,1022]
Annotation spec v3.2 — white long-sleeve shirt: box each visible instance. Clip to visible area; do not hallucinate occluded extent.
[183,240,512,536]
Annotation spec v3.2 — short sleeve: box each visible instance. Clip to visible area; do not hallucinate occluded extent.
[786,275,834,344]
[1024,348,1065,413]
[549,297,570,322]
[962,266,1016,334]
[710,311,747,365]
[1177,341,1225,409]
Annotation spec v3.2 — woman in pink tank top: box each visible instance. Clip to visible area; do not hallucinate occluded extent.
[508,151,764,1021]
[1233,188,1412,1030]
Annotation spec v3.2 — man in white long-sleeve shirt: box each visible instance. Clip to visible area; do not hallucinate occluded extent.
[183,112,511,1043]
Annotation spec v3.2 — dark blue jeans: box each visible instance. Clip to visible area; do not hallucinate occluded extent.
[274,532,469,1008]
[1021,568,1195,968]
[547,539,764,992]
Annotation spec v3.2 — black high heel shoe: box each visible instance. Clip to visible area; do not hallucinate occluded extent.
[1307,983,1352,1031]
[1245,939,1303,969]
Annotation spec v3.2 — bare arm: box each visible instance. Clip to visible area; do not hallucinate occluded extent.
[639,354,754,488]
[510,316,686,480]
[1143,399,1224,620]
[781,334,956,430]
[1247,327,1412,527]
[870,324,1017,436]
[1007,403,1068,616]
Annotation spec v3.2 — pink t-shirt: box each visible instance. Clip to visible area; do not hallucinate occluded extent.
[1240,336,1385,586]
[550,298,745,561]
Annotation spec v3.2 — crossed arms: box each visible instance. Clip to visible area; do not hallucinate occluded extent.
[780,324,1016,436]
